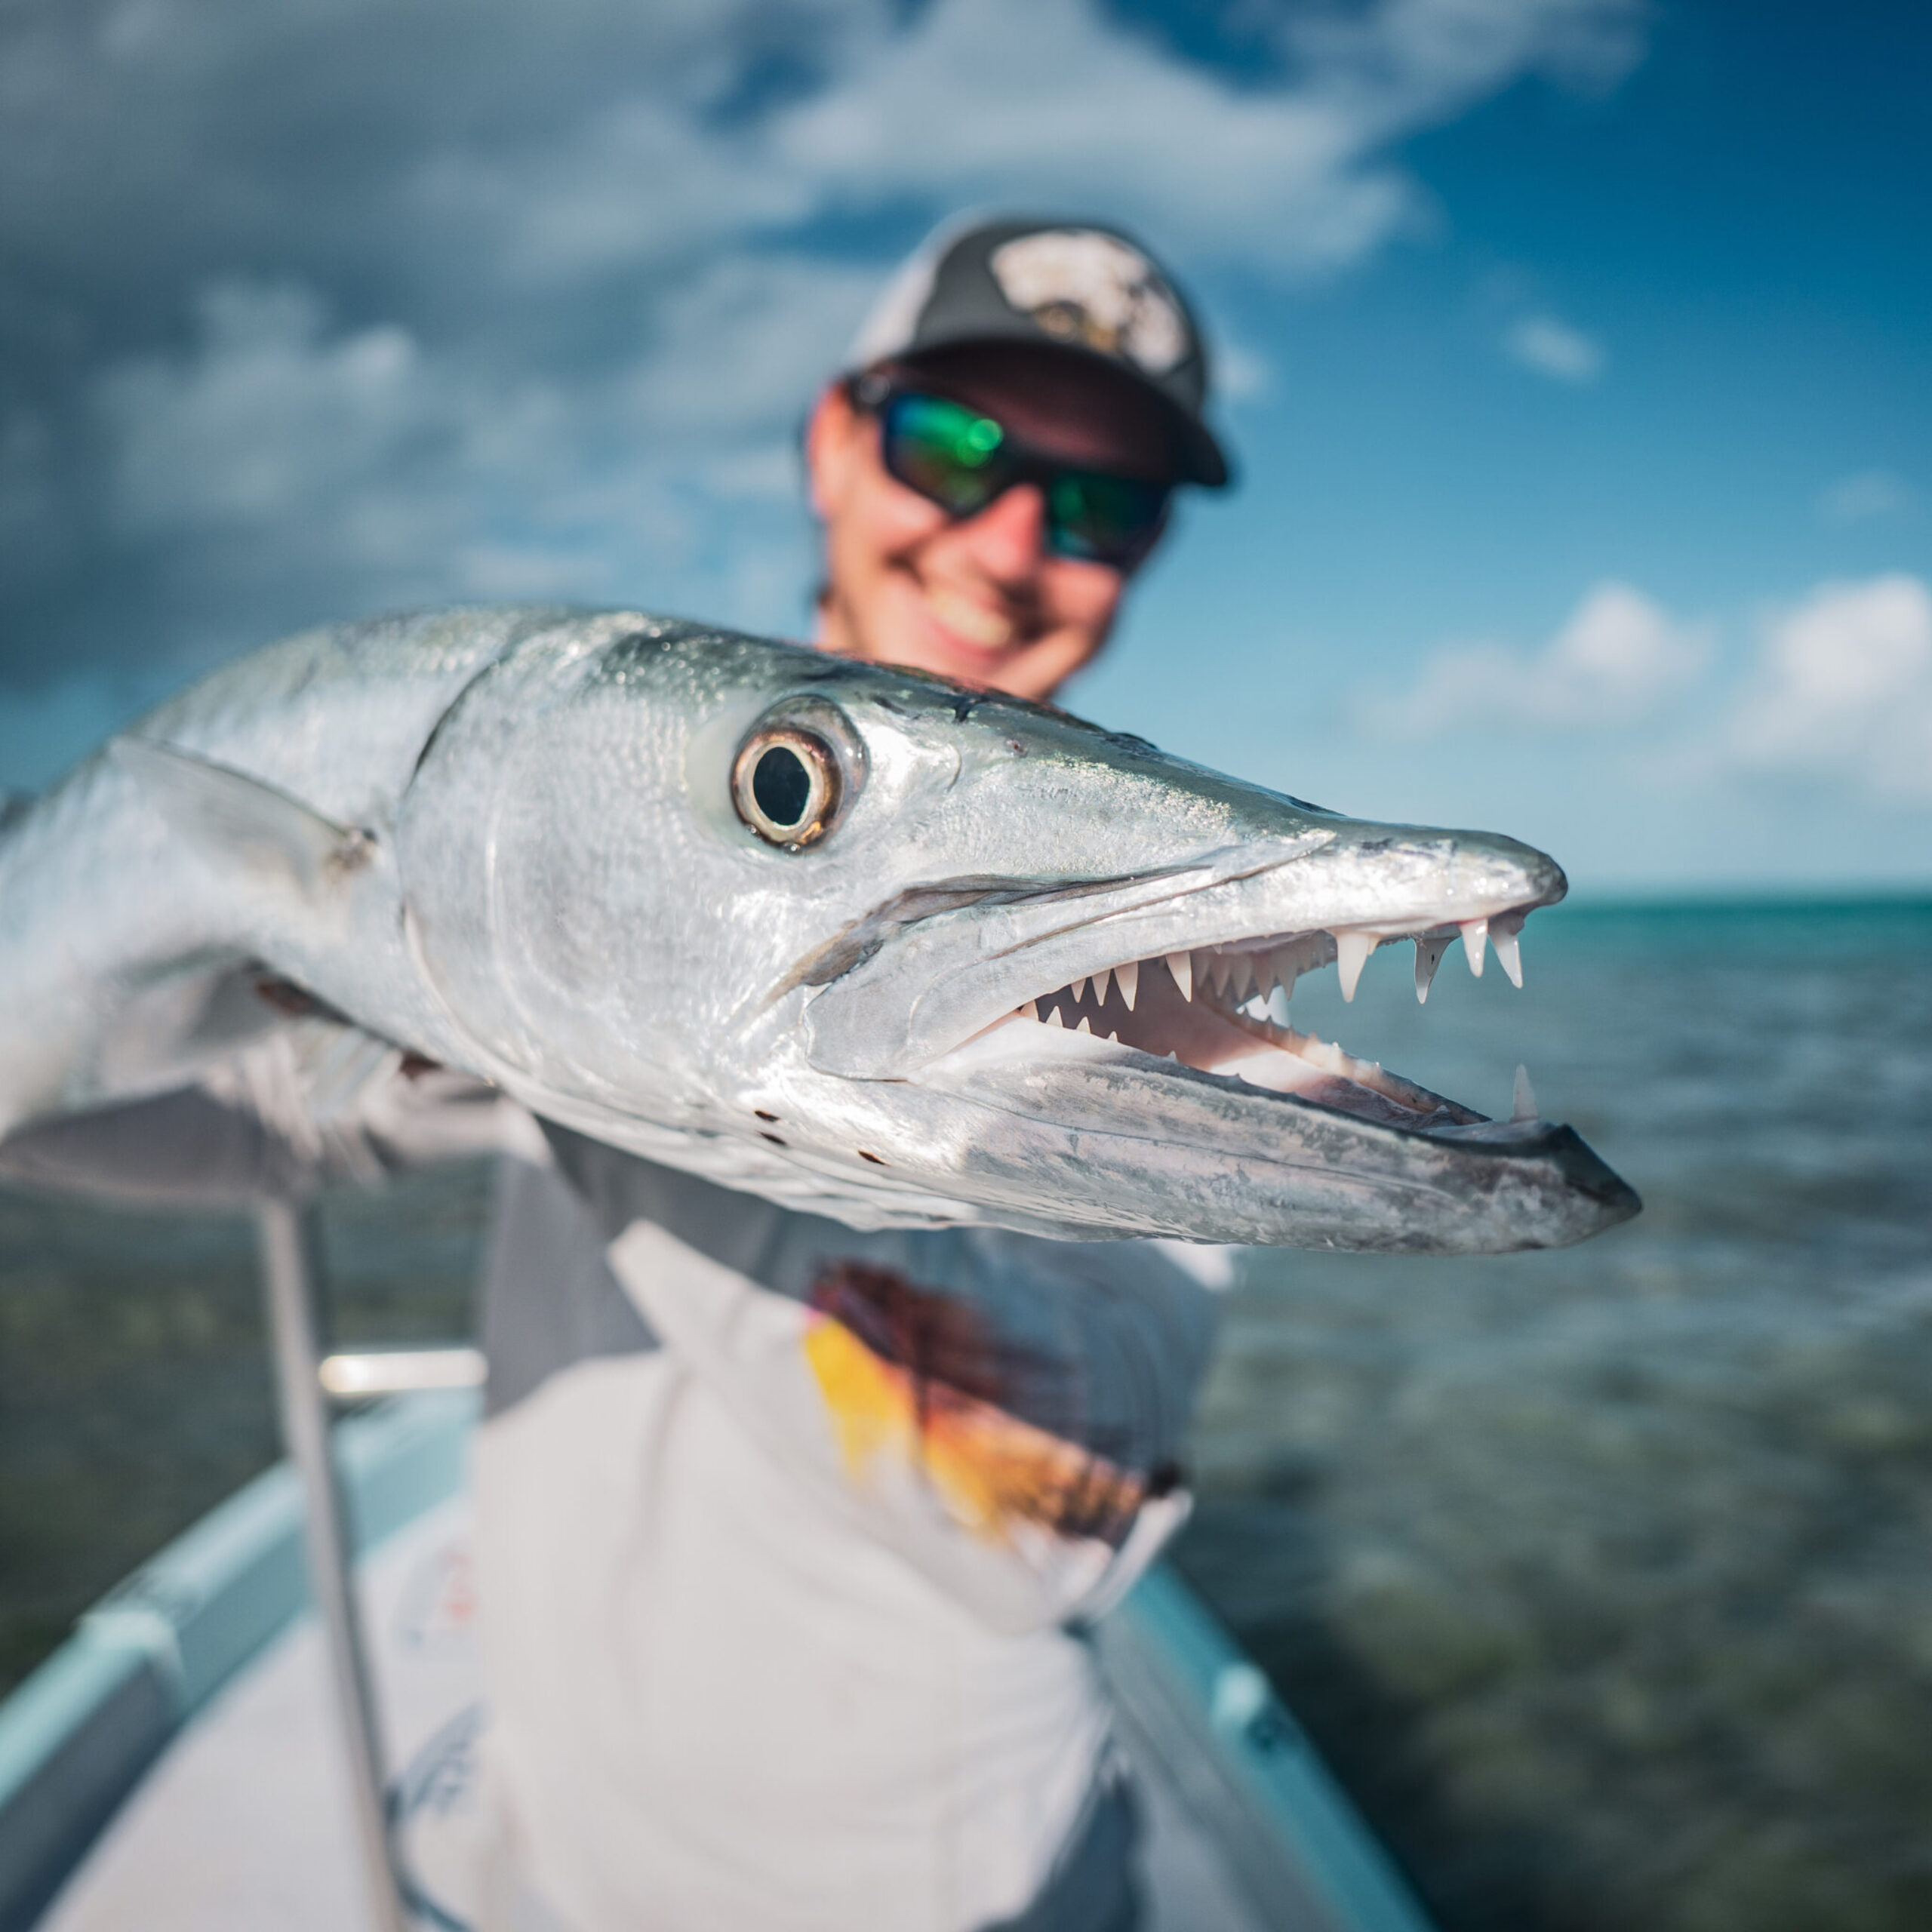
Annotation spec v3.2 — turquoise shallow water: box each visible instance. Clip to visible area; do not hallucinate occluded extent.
[2,900,1928,1930]
[1175,898,1932,1932]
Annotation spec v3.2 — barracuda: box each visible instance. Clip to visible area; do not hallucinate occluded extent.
[0,606,1638,1251]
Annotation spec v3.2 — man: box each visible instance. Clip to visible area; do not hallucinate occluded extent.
[808,217,1226,697]
[469,216,1237,1932]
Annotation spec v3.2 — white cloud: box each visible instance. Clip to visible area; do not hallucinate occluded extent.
[0,0,1651,709]
[98,282,430,536]
[620,254,881,435]
[84,256,863,624]
[1365,582,1710,738]
[1816,469,1912,525]
[1503,312,1604,383]
[1213,341,1275,403]
[768,0,1408,274]
[405,0,1644,296]
[1727,575,1932,802]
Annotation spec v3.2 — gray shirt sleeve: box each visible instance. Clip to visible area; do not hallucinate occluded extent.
[0,1086,313,1208]
[0,1063,512,1209]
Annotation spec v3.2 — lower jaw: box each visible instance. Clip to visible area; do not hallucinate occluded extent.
[906,1048,1632,1252]
[958,967,1479,1133]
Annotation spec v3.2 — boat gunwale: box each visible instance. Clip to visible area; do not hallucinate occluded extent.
[0,1391,475,1932]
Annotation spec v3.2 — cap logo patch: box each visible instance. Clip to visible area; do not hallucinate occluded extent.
[989,230,1187,375]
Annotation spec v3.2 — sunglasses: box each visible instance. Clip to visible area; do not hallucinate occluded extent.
[854,380,1171,570]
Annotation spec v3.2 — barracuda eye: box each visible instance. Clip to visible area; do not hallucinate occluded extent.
[732,726,842,848]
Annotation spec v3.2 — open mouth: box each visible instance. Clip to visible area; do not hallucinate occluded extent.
[968,912,1532,1134]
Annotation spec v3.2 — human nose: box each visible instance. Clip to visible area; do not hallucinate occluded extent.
[958,481,1048,582]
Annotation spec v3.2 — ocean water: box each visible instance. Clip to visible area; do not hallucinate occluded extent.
[1174,899,1932,1932]
[0,1161,490,1695]
[2,900,1928,1930]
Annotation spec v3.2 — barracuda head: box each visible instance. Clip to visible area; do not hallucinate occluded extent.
[402,614,1640,1251]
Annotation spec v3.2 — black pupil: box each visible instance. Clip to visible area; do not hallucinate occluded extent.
[752,744,813,828]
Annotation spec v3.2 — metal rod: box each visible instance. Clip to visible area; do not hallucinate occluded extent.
[257,1197,411,1932]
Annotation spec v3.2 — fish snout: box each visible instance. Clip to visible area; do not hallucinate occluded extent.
[1282,822,1566,942]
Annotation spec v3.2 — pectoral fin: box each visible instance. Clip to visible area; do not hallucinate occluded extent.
[111,736,374,891]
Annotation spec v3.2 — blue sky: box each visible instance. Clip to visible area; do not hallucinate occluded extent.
[2,0,1926,890]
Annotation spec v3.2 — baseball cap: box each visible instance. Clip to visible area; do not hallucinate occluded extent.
[844,214,1231,488]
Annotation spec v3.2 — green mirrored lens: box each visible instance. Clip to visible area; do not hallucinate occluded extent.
[1046,472,1167,564]
[886,396,1006,513]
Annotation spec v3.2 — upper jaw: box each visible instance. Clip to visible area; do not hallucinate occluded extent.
[801,823,1564,1088]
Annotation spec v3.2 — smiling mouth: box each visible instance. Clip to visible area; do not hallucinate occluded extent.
[968,912,1533,1131]
[925,584,1017,651]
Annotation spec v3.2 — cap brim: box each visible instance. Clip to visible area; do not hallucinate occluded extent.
[1165,405,1230,490]
[888,327,1232,489]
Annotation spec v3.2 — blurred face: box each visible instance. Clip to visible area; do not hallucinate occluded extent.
[806,344,1177,703]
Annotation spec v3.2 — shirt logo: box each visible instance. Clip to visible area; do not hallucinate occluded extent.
[803,1259,1149,1547]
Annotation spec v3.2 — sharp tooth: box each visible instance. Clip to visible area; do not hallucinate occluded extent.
[1413,934,1451,1004]
[1270,950,1300,1001]
[1117,959,1140,1011]
[1070,976,1088,1004]
[1020,998,1040,1021]
[1046,1006,1065,1028]
[1076,1014,1092,1034]
[1460,918,1488,977]
[1108,1029,1119,1043]
[1230,955,1255,1001]
[1491,912,1524,989]
[1512,1063,1539,1121]
[1166,952,1193,1001]
[1334,931,1374,1002]
[1094,964,1113,1005]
